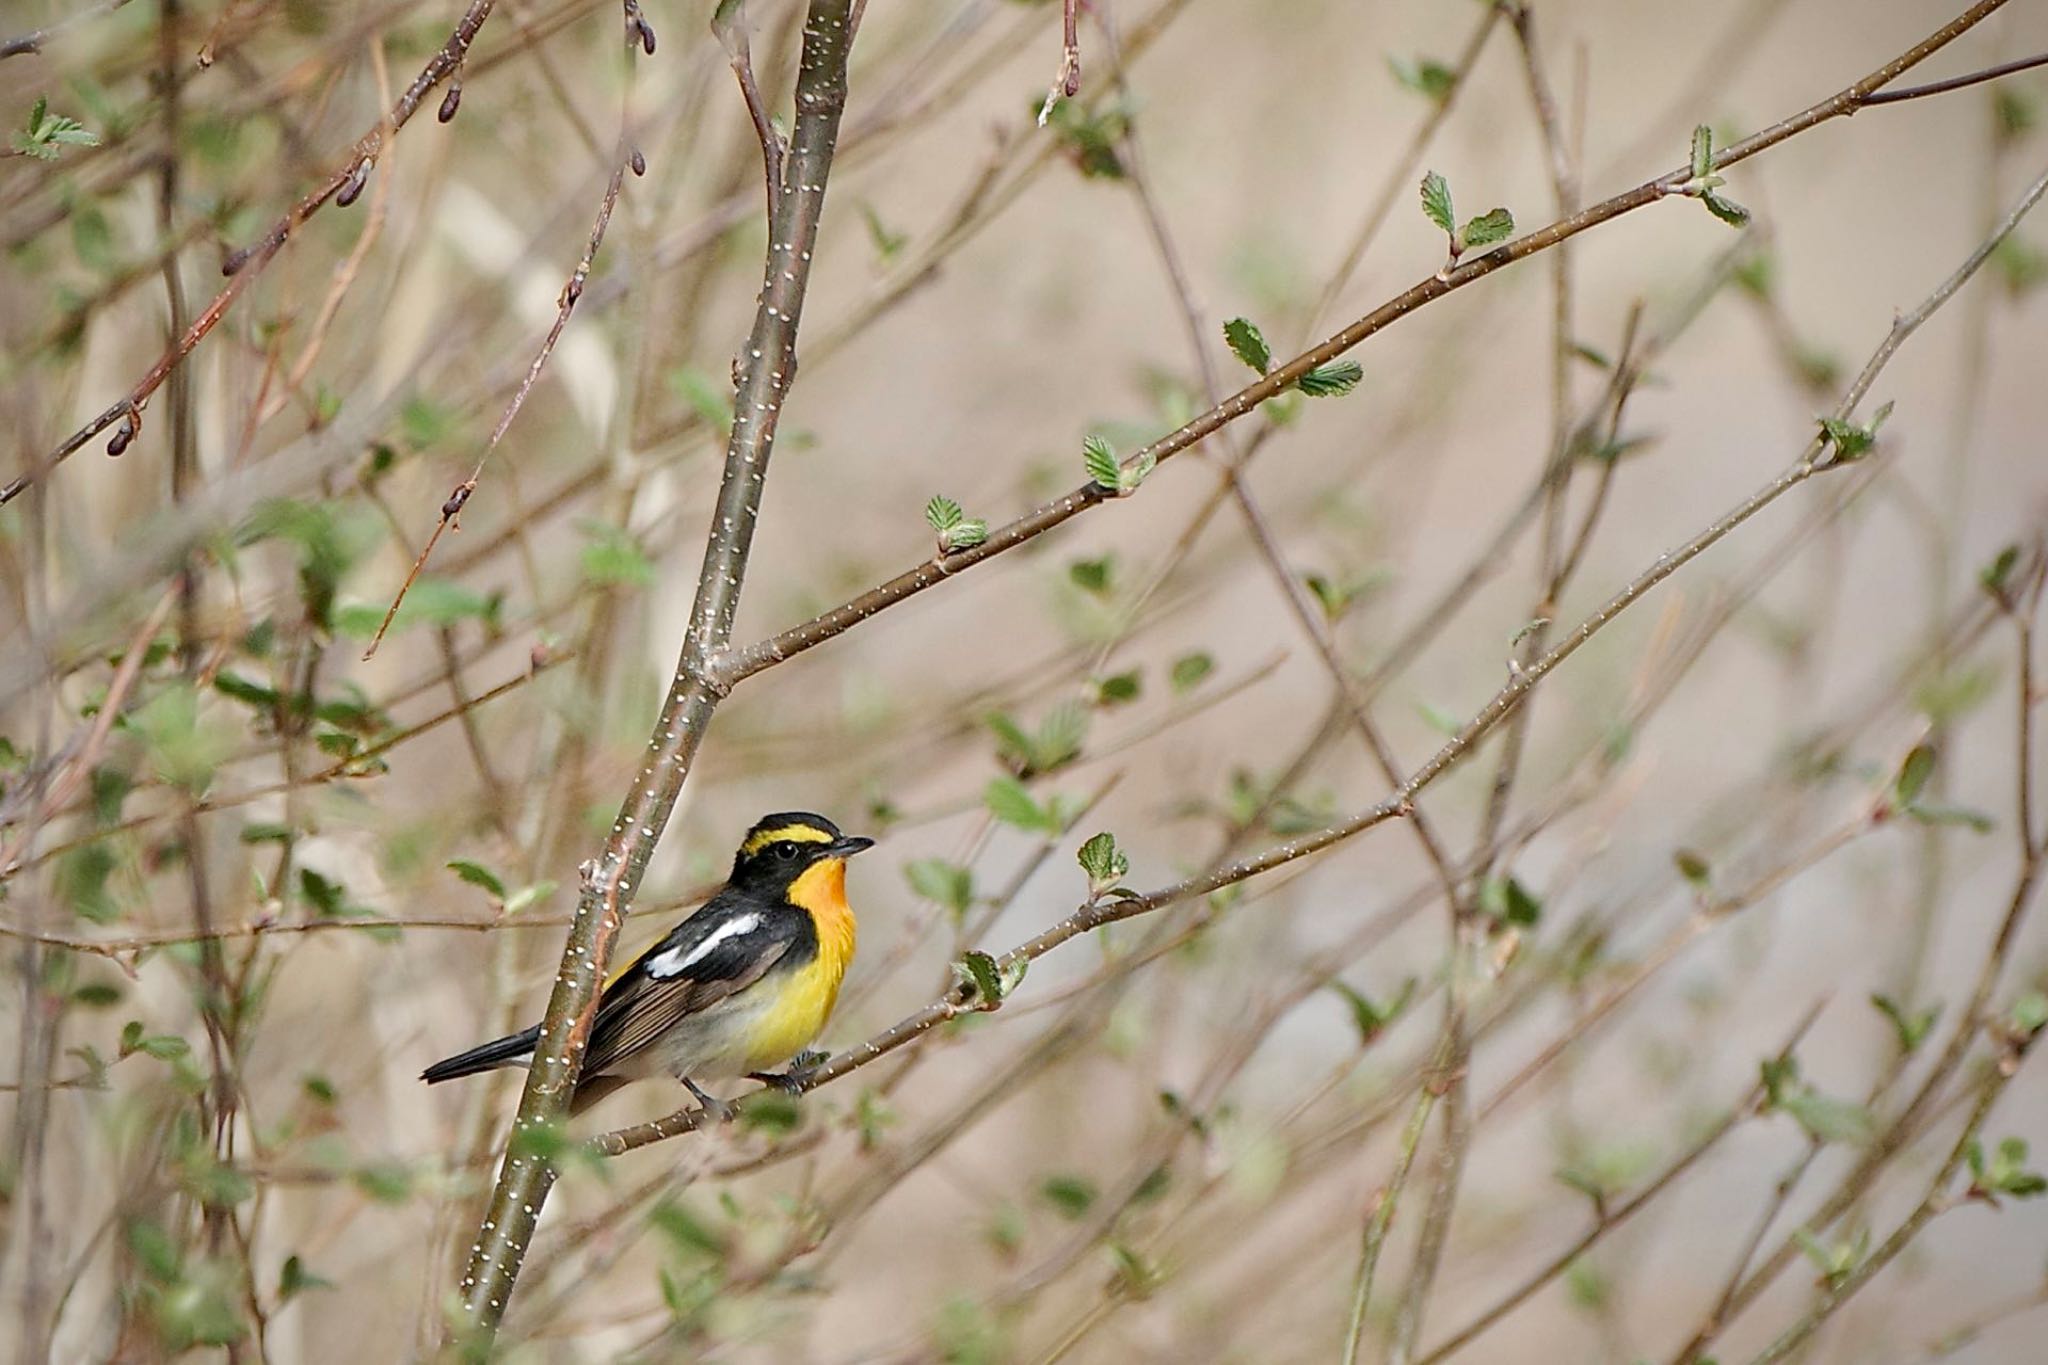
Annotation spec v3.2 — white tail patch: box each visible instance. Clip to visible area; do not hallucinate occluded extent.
[646,913,762,978]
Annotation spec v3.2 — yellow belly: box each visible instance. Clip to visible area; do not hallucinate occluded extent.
[740,952,846,1072]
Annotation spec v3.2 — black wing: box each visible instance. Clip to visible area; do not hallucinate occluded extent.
[582,894,808,1078]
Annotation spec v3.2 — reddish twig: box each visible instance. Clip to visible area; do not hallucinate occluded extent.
[361,151,631,661]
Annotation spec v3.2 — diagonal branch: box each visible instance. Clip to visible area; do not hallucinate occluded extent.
[445,0,858,1343]
[711,0,2015,692]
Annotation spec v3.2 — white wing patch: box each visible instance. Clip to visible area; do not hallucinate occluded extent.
[645,913,762,979]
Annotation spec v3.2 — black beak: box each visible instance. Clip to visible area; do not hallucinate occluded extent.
[830,834,876,857]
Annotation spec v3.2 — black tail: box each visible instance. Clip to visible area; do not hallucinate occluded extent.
[421,1024,541,1084]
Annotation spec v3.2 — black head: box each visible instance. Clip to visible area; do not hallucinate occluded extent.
[730,811,875,888]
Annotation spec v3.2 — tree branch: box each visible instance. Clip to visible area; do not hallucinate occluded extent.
[445,0,858,1342]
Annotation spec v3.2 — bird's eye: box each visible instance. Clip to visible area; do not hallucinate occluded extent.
[774,842,801,861]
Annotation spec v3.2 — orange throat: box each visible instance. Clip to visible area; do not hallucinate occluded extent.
[788,856,858,979]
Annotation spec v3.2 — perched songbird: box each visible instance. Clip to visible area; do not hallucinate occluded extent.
[422,812,871,1117]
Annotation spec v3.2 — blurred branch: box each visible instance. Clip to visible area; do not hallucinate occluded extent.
[0,0,499,507]
[0,0,133,59]
[361,147,632,660]
[1416,999,1829,1365]
[713,0,2016,690]
[449,0,858,1340]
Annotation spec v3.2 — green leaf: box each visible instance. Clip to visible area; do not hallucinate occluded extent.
[1980,544,2021,597]
[1077,831,1129,896]
[984,776,1052,833]
[1295,360,1363,398]
[502,879,557,916]
[1068,555,1116,597]
[1093,670,1142,705]
[1083,435,1121,490]
[579,522,656,589]
[1892,742,1937,808]
[941,518,989,552]
[1777,1088,1874,1146]
[1387,55,1455,102]
[351,1161,413,1204]
[1419,170,1455,236]
[1673,848,1712,888]
[1222,318,1272,374]
[1304,573,1350,621]
[1690,124,1713,180]
[1039,1173,1097,1219]
[666,364,736,435]
[905,858,975,920]
[1870,994,1939,1053]
[276,1254,333,1304]
[1169,651,1214,693]
[1458,207,1514,251]
[1331,977,1416,1045]
[1820,402,1893,463]
[924,494,963,533]
[1701,188,1751,227]
[2008,990,2048,1035]
[858,201,908,262]
[447,859,507,900]
[1902,802,1995,834]
[12,96,99,161]
[1479,874,1542,928]
[956,950,1005,1007]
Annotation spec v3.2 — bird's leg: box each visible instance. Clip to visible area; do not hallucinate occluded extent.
[683,1077,736,1124]
[748,1048,827,1095]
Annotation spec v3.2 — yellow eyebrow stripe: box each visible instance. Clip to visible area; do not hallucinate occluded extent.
[741,824,835,856]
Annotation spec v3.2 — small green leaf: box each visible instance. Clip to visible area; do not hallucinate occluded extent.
[1701,188,1751,227]
[1296,359,1363,398]
[1980,544,2021,597]
[1083,435,1121,490]
[985,776,1051,833]
[924,494,963,533]
[1673,849,1712,888]
[1690,124,1713,180]
[1820,402,1893,463]
[1039,1173,1097,1218]
[1331,977,1416,1045]
[1223,318,1272,374]
[1893,742,1937,808]
[1419,170,1455,236]
[1093,670,1142,705]
[579,523,657,589]
[502,879,557,916]
[906,858,975,920]
[1458,207,1514,251]
[276,1254,333,1304]
[956,950,1005,1007]
[941,518,989,552]
[1777,1088,1874,1147]
[2008,990,2048,1035]
[447,859,507,900]
[1068,555,1116,597]
[1479,875,1542,927]
[1077,831,1129,896]
[1169,651,1213,693]
[1870,994,1939,1053]
[1387,55,1455,102]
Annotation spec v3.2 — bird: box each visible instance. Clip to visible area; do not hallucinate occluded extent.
[421,811,871,1118]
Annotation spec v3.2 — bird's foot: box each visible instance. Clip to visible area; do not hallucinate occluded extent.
[684,1078,736,1124]
[748,1049,827,1095]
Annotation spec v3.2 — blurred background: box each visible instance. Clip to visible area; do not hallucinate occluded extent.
[3,0,2048,1359]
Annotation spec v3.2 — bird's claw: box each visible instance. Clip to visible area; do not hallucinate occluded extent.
[684,1078,736,1124]
[749,1049,827,1095]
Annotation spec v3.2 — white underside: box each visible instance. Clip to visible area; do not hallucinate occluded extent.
[604,988,789,1083]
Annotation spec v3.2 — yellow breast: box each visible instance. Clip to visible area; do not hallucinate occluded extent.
[742,857,857,1070]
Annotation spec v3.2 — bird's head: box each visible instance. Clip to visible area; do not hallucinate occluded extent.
[730,811,875,898]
